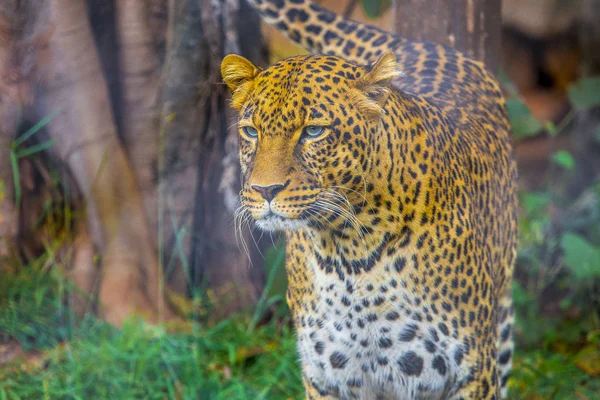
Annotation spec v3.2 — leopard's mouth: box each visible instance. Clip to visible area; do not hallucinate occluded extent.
[255,213,309,232]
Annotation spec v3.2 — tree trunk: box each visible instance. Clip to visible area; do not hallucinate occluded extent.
[0,0,267,324]
[115,0,161,233]
[567,0,600,196]
[0,1,33,263]
[39,0,174,325]
[157,0,267,316]
[394,0,502,72]
[0,96,19,263]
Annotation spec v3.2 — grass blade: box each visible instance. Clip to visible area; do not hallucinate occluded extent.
[13,107,63,148]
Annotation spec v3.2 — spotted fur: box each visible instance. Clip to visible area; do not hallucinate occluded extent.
[221,1,518,399]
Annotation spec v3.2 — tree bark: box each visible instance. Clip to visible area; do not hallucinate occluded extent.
[38,0,173,325]
[0,97,19,263]
[567,0,600,196]
[0,0,267,324]
[115,0,161,230]
[157,0,267,315]
[0,1,30,262]
[394,0,502,72]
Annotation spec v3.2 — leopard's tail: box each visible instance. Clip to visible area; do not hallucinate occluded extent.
[244,0,407,65]
[496,289,515,398]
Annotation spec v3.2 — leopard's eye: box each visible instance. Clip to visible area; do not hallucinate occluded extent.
[304,126,325,138]
[242,126,258,139]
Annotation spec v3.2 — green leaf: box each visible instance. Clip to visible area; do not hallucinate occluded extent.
[522,192,550,215]
[361,0,392,19]
[545,121,557,136]
[512,281,530,306]
[567,77,600,110]
[10,151,20,208]
[505,97,543,138]
[15,139,57,159]
[561,233,600,280]
[551,150,575,170]
[13,107,63,148]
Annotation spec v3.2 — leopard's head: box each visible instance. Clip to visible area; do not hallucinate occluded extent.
[221,52,398,231]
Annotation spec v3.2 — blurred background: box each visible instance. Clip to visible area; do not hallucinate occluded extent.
[0,0,599,398]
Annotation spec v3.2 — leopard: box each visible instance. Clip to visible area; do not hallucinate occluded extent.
[221,1,518,399]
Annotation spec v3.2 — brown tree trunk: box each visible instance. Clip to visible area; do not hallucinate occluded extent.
[157,0,267,316]
[0,0,267,324]
[38,0,172,325]
[567,0,600,196]
[0,1,32,263]
[115,0,161,232]
[394,0,502,72]
[0,98,19,263]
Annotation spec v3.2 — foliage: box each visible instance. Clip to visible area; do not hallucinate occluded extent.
[0,262,303,400]
[505,97,544,139]
[568,77,600,111]
[360,0,392,19]
[9,108,62,208]
[511,344,600,399]
[507,74,600,397]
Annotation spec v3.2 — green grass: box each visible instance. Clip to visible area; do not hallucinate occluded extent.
[0,262,303,400]
[1,317,303,399]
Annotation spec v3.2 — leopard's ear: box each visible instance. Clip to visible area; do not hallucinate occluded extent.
[221,55,261,109]
[354,52,400,119]
[362,52,399,86]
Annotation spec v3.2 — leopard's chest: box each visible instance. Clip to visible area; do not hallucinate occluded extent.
[293,254,470,399]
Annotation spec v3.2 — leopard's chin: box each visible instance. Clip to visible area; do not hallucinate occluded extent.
[255,214,309,232]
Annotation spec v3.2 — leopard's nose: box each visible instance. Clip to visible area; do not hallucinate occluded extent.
[251,183,286,202]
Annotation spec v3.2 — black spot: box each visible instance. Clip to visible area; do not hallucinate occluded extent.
[315,341,324,355]
[482,378,490,398]
[372,35,388,46]
[399,324,418,341]
[330,351,349,369]
[324,31,339,45]
[498,349,512,365]
[385,311,400,321]
[424,340,437,353]
[432,356,447,375]
[378,337,393,348]
[438,322,449,336]
[377,356,389,366]
[454,347,464,365]
[317,11,336,23]
[500,324,512,342]
[305,24,323,35]
[347,378,363,388]
[394,257,407,272]
[286,8,309,22]
[397,351,424,376]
